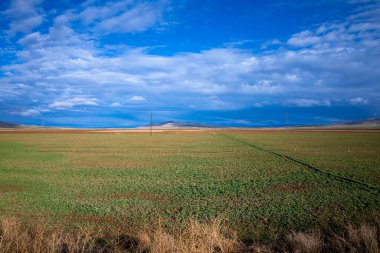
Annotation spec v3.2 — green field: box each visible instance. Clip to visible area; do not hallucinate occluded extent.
[0,130,379,240]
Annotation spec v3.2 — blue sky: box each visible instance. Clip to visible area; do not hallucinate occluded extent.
[0,0,379,127]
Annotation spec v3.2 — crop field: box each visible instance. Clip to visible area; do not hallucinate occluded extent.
[0,129,379,242]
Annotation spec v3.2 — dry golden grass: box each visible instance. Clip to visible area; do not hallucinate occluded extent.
[0,217,101,253]
[136,218,243,253]
[332,224,379,253]
[0,217,243,253]
[1,216,380,253]
[286,231,323,253]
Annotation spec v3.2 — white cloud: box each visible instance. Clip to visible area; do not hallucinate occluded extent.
[4,0,44,35]
[288,14,380,49]
[49,97,99,109]
[284,99,331,107]
[349,97,369,105]
[79,0,164,34]
[128,96,146,101]
[8,15,43,35]
[285,74,299,82]
[95,4,159,33]
[261,39,282,49]
[349,22,380,32]
[288,30,322,47]
[17,108,41,116]
[204,96,242,110]
[17,32,41,46]
[11,106,50,116]
[4,0,42,17]
[240,80,281,94]
[110,102,122,107]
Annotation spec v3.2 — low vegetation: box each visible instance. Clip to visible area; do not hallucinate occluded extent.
[0,216,379,252]
[0,129,379,251]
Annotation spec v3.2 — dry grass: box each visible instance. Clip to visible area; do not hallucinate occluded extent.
[284,222,380,253]
[286,231,323,253]
[1,216,380,253]
[332,224,379,253]
[0,217,103,253]
[136,218,243,253]
[0,217,243,253]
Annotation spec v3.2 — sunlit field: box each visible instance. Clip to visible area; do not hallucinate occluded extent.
[0,129,379,252]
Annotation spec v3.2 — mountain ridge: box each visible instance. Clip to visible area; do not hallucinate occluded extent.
[139,121,216,129]
[0,121,22,128]
[0,118,379,129]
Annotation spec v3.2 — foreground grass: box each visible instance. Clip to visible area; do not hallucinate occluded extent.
[0,130,379,241]
[0,216,379,252]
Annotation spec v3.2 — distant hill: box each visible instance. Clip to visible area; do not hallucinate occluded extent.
[139,119,380,129]
[139,121,216,129]
[286,119,380,129]
[327,118,380,128]
[1,119,378,129]
[341,118,380,126]
[0,121,22,128]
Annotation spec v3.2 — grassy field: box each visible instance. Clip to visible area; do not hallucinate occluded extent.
[0,129,379,243]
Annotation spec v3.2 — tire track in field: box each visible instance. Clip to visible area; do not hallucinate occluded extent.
[219,134,380,194]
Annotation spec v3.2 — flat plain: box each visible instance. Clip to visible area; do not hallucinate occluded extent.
[0,128,379,241]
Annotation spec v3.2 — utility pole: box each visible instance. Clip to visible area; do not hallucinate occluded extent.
[150,112,152,136]
[285,112,289,129]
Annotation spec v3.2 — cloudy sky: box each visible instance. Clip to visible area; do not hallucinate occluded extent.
[0,0,379,127]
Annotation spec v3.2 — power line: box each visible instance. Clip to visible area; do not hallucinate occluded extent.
[150,112,152,136]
